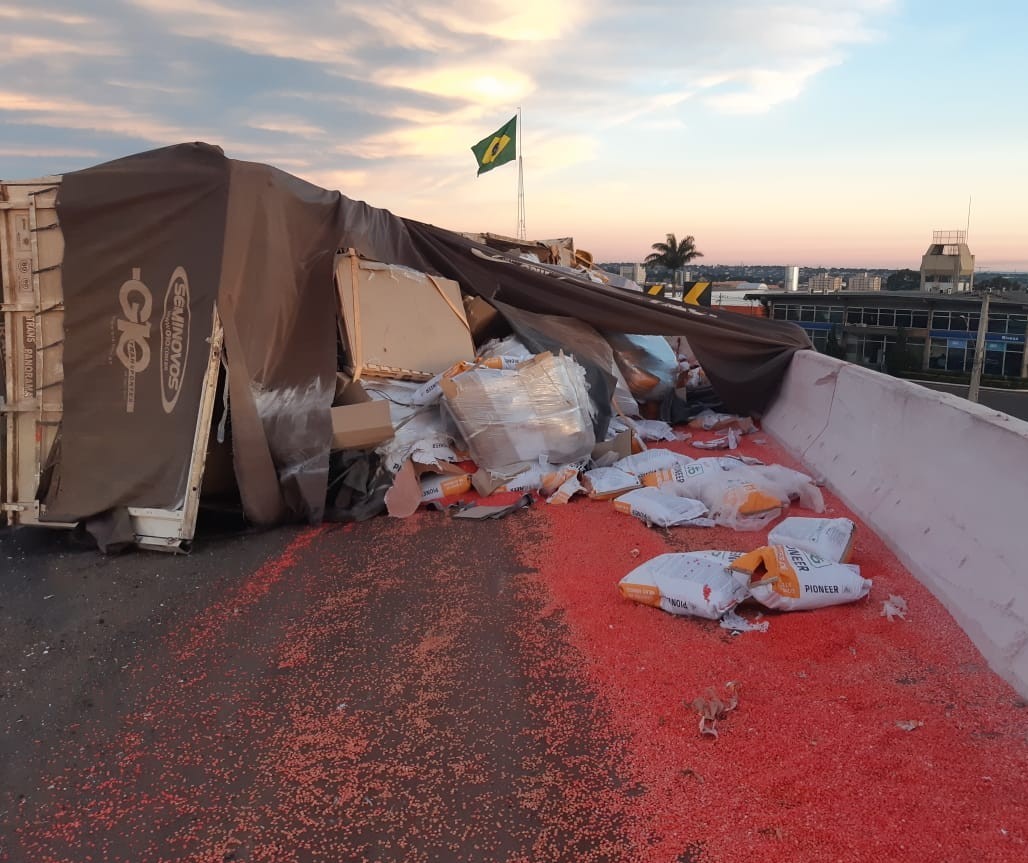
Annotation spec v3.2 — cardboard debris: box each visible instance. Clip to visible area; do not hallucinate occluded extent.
[462,295,508,344]
[335,372,354,404]
[452,494,533,520]
[690,683,740,739]
[384,459,468,518]
[547,475,585,505]
[330,402,395,451]
[335,250,475,381]
[330,377,395,451]
[384,459,423,518]
[590,430,635,466]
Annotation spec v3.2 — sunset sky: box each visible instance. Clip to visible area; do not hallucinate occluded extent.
[2,1,1025,269]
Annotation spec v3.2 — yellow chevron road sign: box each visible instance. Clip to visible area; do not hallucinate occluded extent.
[683,281,711,306]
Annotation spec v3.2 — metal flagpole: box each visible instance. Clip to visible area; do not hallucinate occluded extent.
[516,106,526,240]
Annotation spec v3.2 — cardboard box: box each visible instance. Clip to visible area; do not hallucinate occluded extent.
[334,372,368,406]
[591,430,634,463]
[330,372,394,449]
[330,401,394,451]
[335,251,475,381]
[462,295,508,344]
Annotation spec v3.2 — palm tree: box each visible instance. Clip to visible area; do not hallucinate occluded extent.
[644,233,703,278]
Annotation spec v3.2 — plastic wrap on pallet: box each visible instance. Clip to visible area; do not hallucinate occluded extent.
[440,352,595,473]
[604,334,678,402]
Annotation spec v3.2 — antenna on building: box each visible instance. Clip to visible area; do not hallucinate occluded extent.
[966,195,972,242]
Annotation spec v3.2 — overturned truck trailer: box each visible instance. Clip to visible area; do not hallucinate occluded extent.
[1,143,810,551]
[0,176,225,550]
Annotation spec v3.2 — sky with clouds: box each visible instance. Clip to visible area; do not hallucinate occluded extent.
[2,0,1026,269]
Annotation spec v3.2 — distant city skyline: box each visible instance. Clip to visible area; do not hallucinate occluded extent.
[1,2,1025,269]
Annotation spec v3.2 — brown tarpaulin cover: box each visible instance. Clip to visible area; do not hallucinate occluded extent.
[42,143,228,521]
[45,143,810,528]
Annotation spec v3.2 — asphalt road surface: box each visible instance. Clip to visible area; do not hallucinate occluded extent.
[911,380,1028,421]
[2,433,1027,862]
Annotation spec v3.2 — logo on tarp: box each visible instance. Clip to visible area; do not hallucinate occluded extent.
[115,268,153,413]
[159,266,190,413]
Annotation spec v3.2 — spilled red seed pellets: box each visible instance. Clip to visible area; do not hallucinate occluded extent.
[12,515,637,861]
[517,433,1028,861]
[5,434,1028,862]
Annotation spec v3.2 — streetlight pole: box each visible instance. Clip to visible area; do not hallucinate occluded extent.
[967,288,991,403]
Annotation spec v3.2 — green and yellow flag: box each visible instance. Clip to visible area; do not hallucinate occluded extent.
[471,115,517,176]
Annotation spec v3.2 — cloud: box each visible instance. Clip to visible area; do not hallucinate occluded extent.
[372,66,535,105]
[307,168,371,190]
[0,34,120,59]
[247,116,328,138]
[106,79,191,95]
[415,0,590,42]
[0,147,101,159]
[0,5,92,25]
[702,58,840,114]
[0,1,898,227]
[126,0,363,68]
[0,89,195,143]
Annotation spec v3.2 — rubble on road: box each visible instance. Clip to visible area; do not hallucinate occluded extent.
[1,143,811,550]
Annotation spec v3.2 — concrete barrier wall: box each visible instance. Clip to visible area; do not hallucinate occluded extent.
[764,351,1028,697]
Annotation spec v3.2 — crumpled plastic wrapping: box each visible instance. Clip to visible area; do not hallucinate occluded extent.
[478,335,534,363]
[604,333,678,402]
[375,406,465,475]
[487,329,639,419]
[632,456,825,531]
[440,352,595,473]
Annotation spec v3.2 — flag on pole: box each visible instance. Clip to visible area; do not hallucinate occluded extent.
[471,115,517,176]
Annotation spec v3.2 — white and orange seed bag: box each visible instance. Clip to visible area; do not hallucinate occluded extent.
[730,545,871,611]
[767,517,857,563]
[618,551,747,619]
[612,488,710,528]
[583,467,642,500]
[419,473,473,502]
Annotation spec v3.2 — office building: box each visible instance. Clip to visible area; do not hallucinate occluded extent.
[618,263,646,283]
[807,273,842,292]
[920,230,975,293]
[749,290,1028,379]
[847,272,881,291]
